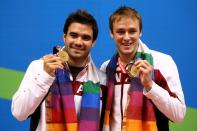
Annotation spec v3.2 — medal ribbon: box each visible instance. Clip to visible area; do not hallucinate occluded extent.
[118,57,127,74]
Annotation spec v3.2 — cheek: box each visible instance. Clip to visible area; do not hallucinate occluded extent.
[114,36,123,43]
[64,38,72,46]
[133,33,140,39]
[115,42,122,49]
[66,42,72,48]
[84,42,93,49]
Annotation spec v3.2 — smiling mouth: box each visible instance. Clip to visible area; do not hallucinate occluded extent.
[71,47,86,54]
[71,45,85,51]
[122,42,132,46]
[73,47,83,50]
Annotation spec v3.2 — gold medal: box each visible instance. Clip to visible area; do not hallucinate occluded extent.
[57,49,69,63]
[126,63,139,78]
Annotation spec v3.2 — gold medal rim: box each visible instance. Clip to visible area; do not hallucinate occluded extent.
[126,63,138,78]
[57,50,69,62]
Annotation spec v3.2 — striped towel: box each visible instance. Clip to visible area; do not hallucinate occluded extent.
[103,40,158,131]
[45,56,101,131]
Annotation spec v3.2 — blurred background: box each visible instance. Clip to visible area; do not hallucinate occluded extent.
[0,0,197,130]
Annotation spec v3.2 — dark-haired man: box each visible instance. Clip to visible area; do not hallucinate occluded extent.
[12,10,106,131]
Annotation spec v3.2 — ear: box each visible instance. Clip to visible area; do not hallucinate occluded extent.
[110,31,114,38]
[63,34,66,42]
[63,34,69,50]
[139,32,142,37]
[91,40,96,47]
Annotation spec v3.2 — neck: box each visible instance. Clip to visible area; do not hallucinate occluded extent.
[68,57,88,67]
[119,54,133,66]
[119,50,137,67]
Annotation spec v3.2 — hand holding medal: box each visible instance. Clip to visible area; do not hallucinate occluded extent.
[56,46,69,63]
[118,57,139,78]
[43,46,69,76]
[126,61,139,78]
[133,59,153,90]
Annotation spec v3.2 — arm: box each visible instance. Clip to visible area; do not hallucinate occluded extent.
[143,55,186,123]
[100,60,110,73]
[11,60,55,121]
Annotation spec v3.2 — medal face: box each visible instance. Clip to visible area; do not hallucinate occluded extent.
[57,50,69,62]
[126,63,139,78]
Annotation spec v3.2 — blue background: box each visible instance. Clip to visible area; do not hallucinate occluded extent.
[0,0,197,130]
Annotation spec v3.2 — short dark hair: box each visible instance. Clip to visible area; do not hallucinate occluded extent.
[109,6,142,33]
[63,10,98,42]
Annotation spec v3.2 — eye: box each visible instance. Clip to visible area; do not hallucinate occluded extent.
[69,32,78,38]
[82,35,92,41]
[128,29,138,34]
[116,29,125,35]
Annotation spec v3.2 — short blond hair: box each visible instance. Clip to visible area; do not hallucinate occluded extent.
[109,6,142,33]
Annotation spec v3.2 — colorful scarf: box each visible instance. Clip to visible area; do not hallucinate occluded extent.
[45,56,101,131]
[103,40,158,131]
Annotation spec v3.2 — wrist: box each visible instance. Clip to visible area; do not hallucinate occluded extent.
[144,81,153,92]
[144,86,152,92]
[44,68,55,77]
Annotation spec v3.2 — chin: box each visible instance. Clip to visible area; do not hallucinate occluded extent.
[71,55,83,59]
[119,51,133,56]
[72,54,88,59]
[120,49,132,54]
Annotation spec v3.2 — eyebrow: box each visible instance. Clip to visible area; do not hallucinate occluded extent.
[69,32,92,39]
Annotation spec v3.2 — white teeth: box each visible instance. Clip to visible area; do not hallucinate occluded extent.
[122,42,132,45]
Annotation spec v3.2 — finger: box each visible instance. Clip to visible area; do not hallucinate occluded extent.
[134,59,143,65]
[135,60,151,70]
[43,54,54,59]
[44,56,63,64]
[43,54,55,62]
[135,61,147,70]
[136,63,152,77]
[138,66,150,75]
[143,60,151,67]
[47,64,64,70]
[45,61,64,70]
[44,62,63,76]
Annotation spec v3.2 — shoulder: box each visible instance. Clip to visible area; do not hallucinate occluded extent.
[30,59,43,66]
[23,59,48,78]
[96,68,107,86]
[27,59,44,71]
[150,50,175,69]
[150,50,172,60]
[100,60,110,73]
[150,50,180,81]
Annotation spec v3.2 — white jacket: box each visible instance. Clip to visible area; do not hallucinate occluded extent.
[11,60,106,131]
[100,49,186,131]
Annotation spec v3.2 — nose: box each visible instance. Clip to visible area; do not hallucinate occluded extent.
[123,32,130,41]
[75,37,83,46]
